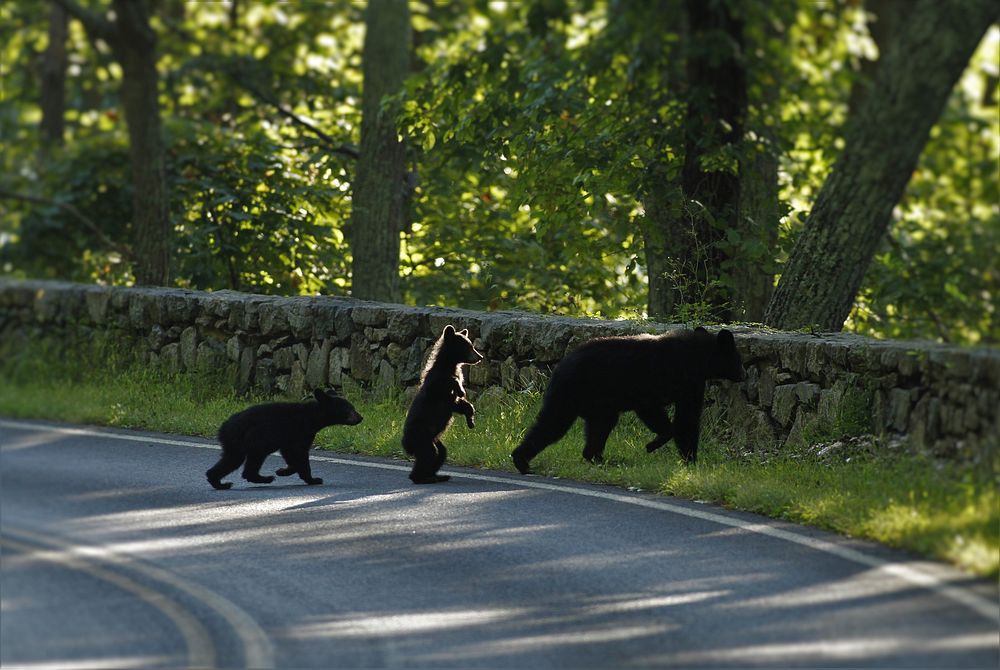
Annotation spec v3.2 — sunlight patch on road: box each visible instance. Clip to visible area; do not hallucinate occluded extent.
[523,547,682,573]
[284,608,530,639]
[653,631,1000,666]
[0,430,66,452]
[60,492,408,535]
[467,623,679,653]
[65,486,175,503]
[2,656,173,669]
[586,590,730,614]
[721,564,940,612]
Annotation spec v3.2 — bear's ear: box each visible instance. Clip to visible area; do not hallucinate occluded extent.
[694,326,708,334]
[717,329,735,349]
[458,328,469,337]
[443,325,456,337]
[313,388,326,402]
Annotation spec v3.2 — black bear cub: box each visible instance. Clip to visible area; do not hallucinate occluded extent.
[207,388,363,490]
[402,325,483,484]
[511,327,745,474]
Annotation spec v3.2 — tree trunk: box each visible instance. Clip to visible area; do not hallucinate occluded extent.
[764,0,996,332]
[40,3,69,148]
[643,0,745,321]
[733,134,777,322]
[640,177,680,320]
[112,0,170,286]
[732,12,782,323]
[50,0,171,287]
[350,0,411,303]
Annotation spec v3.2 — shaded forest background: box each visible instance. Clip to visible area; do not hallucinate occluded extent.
[0,0,996,345]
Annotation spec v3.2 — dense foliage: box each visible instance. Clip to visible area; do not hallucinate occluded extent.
[0,1,996,343]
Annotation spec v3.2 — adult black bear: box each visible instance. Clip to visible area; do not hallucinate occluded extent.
[206,388,363,490]
[511,327,745,474]
[402,325,483,484]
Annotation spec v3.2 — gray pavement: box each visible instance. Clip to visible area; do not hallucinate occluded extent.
[1,418,997,668]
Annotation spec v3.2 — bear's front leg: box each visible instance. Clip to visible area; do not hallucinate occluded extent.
[581,412,619,463]
[673,395,703,463]
[455,397,476,429]
[282,447,323,485]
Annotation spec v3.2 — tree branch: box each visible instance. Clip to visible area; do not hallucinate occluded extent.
[158,16,359,159]
[49,0,114,42]
[0,188,130,257]
[230,71,360,159]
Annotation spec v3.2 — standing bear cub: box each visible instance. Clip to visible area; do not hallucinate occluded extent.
[207,388,363,490]
[402,325,483,484]
[511,327,745,474]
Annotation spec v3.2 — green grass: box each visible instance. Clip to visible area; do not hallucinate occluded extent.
[1,337,997,578]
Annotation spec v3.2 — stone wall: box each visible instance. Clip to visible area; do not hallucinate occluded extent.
[1,279,997,462]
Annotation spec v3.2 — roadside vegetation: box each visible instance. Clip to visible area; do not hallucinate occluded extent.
[1,336,995,579]
[2,4,997,343]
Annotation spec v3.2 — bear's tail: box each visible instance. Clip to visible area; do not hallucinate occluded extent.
[217,418,235,447]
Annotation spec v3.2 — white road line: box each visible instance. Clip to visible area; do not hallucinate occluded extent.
[0,524,274,668]
[2,418,997,625]
[1,523,275,670]
[1,532,216,669]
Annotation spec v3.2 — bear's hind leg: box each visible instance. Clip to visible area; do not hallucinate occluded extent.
[276,447,297,477]
[581,412,619,464]
[409,438,449,484]
[206,450,243,490]
[511,404,578,474]
[242,451,275,484]
[433,439,450,473]
[635,405,674,453]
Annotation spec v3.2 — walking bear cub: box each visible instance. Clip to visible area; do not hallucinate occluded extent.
[511,327,745,474]
[207,388,363,490]
[402,325,483,484]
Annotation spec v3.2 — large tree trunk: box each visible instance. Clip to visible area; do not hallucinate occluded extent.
[113,0,170,286]
[110,0,169,286]
[40,3,69,148]
[643,0,745,321]
[733,132,777,322]
[350,0,411,303]
[764,0,996,332]
[640,172,680,320]
[50,0,171,286]
[732,8,783,323]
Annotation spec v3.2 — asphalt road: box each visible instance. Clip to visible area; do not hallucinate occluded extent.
[1,418,997,669]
